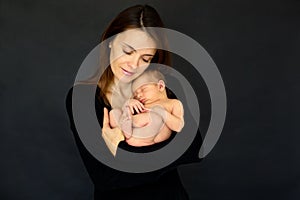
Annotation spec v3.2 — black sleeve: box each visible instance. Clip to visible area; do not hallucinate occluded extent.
[65,85,181,191]
[65,84,202,191]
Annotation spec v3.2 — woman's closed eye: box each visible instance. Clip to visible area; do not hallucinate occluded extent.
[123,49,152,63]
[142,56,153,63]
[123,48,134,55]
[142,58,151,63]
[121,43,135,55]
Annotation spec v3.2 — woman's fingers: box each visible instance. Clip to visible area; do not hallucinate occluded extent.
[103,107,110,128]
[101,108,126,157]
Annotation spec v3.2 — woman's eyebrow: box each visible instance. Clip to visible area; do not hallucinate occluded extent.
[122,42,155,57]
[122,42,136,51]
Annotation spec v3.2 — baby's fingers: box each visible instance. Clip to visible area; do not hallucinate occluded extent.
[134,105,141,114]
[129,106,135,114]
[138,102,145,109]
[141,108,151,113]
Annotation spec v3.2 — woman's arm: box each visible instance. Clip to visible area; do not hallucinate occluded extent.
[65,86,181,188]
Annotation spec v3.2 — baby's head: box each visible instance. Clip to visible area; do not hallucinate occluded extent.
[132,70,167,104]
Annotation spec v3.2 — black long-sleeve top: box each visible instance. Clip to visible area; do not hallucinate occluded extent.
[66,84,203,199]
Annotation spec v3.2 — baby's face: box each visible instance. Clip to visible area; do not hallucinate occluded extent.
[133,83,160,104]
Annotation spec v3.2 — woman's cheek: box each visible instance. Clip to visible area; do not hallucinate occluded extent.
[136,64,149,75]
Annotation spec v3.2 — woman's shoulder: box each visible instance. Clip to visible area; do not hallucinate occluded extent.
[66,83,96,99]
[65,83,111,115]
[66,83,105,102]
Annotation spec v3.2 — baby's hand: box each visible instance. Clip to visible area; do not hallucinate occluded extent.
[125,99,146,114]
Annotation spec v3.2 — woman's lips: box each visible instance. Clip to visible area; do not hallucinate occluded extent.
[121,68,135,76]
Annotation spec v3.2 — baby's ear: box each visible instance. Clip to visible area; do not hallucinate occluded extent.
[158,80,165,91]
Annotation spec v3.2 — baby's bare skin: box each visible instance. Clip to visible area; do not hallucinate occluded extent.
[109,71,184,147]
[125,98,182,146]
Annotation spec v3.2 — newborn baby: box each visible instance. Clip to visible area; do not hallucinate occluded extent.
[109,70,184,147]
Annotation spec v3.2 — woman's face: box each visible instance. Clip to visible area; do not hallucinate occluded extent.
[109,29,157,83]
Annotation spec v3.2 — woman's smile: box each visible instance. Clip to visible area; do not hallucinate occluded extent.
[109,29,156,82]
[121,67,135,76]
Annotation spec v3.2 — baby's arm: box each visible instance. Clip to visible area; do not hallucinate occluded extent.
[152,100,184,132]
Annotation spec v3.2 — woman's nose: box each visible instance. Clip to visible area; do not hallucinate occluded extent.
[127,55,139,69]
[128,63,137,69]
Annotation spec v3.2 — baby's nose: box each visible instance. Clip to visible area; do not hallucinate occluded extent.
[137,93,142,99]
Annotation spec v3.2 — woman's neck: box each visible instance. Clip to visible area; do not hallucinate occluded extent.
[109,79,132,108]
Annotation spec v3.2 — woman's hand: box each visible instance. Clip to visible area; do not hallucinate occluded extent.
[102,107,125,156]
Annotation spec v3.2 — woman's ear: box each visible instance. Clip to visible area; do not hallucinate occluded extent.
[157,80,165,91]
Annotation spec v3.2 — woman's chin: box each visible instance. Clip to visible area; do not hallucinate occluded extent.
[118,78,133,83]
[119,75,138,83]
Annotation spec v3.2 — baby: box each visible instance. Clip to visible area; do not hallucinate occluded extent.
[109,70,184,147]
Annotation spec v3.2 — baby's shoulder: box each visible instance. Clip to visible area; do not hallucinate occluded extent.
[167,98,181,106]
[162,99,182,111]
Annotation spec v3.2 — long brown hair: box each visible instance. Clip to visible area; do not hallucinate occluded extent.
[97,5,171,104]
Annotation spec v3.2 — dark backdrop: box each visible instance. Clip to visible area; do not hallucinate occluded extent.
[0,0,299,199]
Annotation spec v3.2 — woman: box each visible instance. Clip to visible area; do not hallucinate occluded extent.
[66,4,202,199]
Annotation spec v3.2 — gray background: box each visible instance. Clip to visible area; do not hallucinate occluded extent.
[0,0,299,199]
